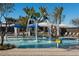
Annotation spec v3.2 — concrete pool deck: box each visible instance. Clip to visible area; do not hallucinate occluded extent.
[0,48,79,56]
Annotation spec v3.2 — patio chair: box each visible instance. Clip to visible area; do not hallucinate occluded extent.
[72,32,76,37]
[72,32,76,35]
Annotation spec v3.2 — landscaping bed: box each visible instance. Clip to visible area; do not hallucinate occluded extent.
[0,44,16,50]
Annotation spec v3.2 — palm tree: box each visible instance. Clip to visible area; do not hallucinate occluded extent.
[23,7,41,42]
[19,16,28,26]
[23,7,35,32]
[53,6,64,36]
[39,6,48,31]
[23,7,35,17]
[72,18,79,27]
[39,6,52,38]
[23,7,40,35]
[39,6,48,22]
[39,6,47,16]
[23,6,47,25]
[18,16,28,37]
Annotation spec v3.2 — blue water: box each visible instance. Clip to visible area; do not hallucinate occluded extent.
[4,37,79,48]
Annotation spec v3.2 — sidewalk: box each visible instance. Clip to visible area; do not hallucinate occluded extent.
[0,48,79,56]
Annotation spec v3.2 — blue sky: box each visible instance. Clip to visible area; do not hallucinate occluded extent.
[3,3,79,25]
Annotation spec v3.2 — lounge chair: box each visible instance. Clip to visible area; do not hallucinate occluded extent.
[72,32,76,37]
[68,32,72,37]
[64,32,68,36]
[75,33,79,37]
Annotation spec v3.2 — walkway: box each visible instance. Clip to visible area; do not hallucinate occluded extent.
[0,48,79,56]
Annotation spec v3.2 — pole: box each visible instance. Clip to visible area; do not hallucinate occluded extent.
[5,22,7,41]
[35,21,38,48]
[47,20,51,43]
[50,24,51,40]
[14,27,17,37]
[35,21,38,42]
[27,18,31,37]
[56,20,59,48]
[57,20,59,36]
[57,43,59,48]
[48,24,51,43]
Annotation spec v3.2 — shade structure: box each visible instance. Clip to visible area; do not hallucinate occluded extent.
[14,24,27,28]
[28,24,40,28]
[0,24,15,27]
[59,23,68,28]
[59,23,78,28]
[38,22,52,27]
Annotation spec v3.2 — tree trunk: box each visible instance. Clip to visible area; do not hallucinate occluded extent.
[1,32,5,46]
[1,36,4,46]
[5,21,7,41]
[22,28,25,38]
[57,20,60,36]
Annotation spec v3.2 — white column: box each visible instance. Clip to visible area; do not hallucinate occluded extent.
[57,20,60,36]
[48,23,52,43]
[14,27,17,36]
[28,28,30,36]
[35,22,38,42]
[56,20,59,48]
[57,43,59,48]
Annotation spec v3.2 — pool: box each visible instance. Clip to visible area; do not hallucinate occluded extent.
[4,37,79,48]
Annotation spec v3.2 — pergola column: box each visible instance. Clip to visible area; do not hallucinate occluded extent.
[14,27,18,36]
